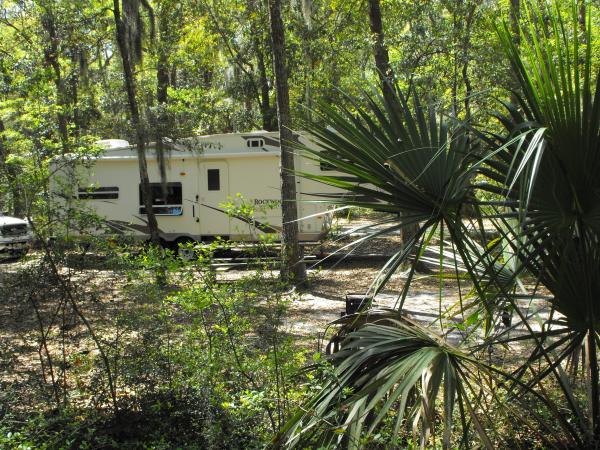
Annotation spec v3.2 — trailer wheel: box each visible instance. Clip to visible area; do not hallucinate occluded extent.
[174,237,196,260]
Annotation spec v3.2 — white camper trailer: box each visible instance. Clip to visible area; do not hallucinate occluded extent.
[52,131,342,245]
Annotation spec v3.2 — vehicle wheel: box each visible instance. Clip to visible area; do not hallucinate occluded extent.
[174,237,196,260]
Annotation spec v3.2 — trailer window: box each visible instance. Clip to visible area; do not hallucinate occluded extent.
[207,169,220,191]
[139,182,183,216]
[78,186,119,200]
[246,139,264,148]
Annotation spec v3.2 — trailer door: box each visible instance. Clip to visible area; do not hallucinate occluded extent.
[198,161,230,237]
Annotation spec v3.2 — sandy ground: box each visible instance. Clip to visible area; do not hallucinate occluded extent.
[0,214,554,405]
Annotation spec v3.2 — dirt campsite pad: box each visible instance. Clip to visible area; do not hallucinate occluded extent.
[0,216,552,404]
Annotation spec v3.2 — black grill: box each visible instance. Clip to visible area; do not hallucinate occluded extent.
[1,224,27,237]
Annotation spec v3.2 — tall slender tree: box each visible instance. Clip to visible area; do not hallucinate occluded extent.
[367,0,418,258]
[248,0,277,131]
[112,0,160,244]
[268,0,307,286]
[367,0,396,110]
[153,0,184,196]
[509,0,520,106]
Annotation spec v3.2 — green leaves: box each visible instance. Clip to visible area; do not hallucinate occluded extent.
[283,2,600,447]
[297,87,480,295]
[277,313,501,449]
[491,1,600,332]
[303,89,477,216]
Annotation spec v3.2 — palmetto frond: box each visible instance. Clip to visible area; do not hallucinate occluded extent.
[283,1,600,447]
[298,88,482,294]
[277,314,500,449]
[490,2,600,330]
[301,89,477,218]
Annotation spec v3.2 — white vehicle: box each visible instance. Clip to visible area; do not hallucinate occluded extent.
[51,131,343,246]
[0,214,33,259]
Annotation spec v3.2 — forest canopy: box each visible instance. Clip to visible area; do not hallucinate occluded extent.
[0,0,542,215]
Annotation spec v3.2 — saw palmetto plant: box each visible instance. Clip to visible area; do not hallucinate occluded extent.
[278,1,600,448]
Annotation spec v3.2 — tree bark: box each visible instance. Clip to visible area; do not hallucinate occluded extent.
[367,0,396,111]
[156,9,171,198]
[462,4,477,121]
[0,117,13,215]
[588,328,600,441]
[367,0,419,259]
[451,11,459,115]
[268,0,307,286]
[247,0,276,131]
[0,62,23,216]
[255,37,277,131]
[157,54,169,106]
[510,0,520,41]
[509,0,520,106]
[578,0,586,42]
[300,0,314,122]
[155,51,169,199]
[113,0,160,245]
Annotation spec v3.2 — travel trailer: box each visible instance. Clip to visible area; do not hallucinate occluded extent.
[51,131,343,246]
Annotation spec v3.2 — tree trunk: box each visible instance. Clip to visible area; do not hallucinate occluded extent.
[462,4,477,121]
[588,328,600,440]
[367,0,397,111]
[451,11,459,115]
[70,49,81,136]
[40,9,69,152]
[300,0,314,122]
[0,62,23,216]
[578,0,586,43]
[510,0,520,40]
[255,38,276,131]
[0,117,10,214]
[268,0,307,286]
[509,0,520,106]
[113,0,160,245]
[248,0,276,131]
[157,53,169,106]
[155,51,169,199]
[156,16,170,197]
[367,0,419,259]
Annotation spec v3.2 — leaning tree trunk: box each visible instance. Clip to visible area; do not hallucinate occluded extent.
[268,0,307,286]
[367,0,419,259]
[588,326,600,441]
[113,0,160,245]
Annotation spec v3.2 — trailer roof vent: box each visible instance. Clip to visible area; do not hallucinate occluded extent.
[246,138,264,148]
[95,139,130,149]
